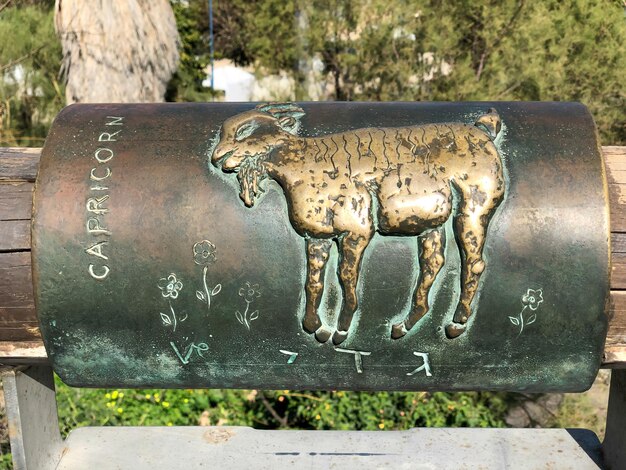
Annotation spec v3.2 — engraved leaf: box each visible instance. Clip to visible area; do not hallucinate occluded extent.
[527,313,537,325]
[212,284,222,296]
[249,310,259,321]
[160,312,172,326]
[235,311,244,325]
[196,290,206,301]
[509,316,520,326]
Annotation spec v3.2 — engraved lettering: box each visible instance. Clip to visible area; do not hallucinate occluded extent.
[85,241,109,260]
[279,349,299,364]
[86,195,109,214]
[407,352,432,377]
[335,347,371,374]
[88,264,110,280]
[170,341,209,365]
[85,115,123,281]
[86,218,110,235]
[98,129,121,142]
[94,148,114,163]
[90,166,111,181]
[105,116,124,126]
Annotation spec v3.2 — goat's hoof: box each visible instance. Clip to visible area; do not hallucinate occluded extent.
[332,330,348,345]
[302,317,322,334]
[314,327,332,343]
[445,323,466,339]
[391,322,407,339]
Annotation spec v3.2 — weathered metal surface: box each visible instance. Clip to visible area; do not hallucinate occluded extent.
[32,102,609,391]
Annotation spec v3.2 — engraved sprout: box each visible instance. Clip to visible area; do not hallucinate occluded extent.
[510,288,543,334]
[236,282,261,329]
[193,239,222,311]
[157,273,187,332]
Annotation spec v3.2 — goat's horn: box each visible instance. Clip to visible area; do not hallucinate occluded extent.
[255,102,305,117]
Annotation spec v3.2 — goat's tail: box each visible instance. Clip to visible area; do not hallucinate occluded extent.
[475,108,501,140]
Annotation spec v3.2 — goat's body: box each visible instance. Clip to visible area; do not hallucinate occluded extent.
[267,123,504,240]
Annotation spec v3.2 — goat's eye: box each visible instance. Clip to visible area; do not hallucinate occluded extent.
[235,122,257,141]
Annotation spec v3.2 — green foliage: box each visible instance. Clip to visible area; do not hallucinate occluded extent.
[0,454,12,470]
[0,395,9,469]
[168,0,625,141]
[55,378,507,434]
[415,0,626,144]
[242,0,299,73]
[167,0,216,102]
[301,0,626,143]
[213,0,299,73]
[0,1,64,146]
[167,0,300,101]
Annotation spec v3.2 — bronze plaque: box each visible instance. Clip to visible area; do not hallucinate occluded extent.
[32,102,609,391]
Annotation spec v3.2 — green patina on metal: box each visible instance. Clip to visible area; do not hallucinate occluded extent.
[32,102,609,391]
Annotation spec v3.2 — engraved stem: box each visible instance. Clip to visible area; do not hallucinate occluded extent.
[203,265,210,311]
[518,305,528,335]
[169,300,177,332]
[244,299,251,330]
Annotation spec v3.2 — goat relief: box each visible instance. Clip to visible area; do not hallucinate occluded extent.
[210,103,506,346]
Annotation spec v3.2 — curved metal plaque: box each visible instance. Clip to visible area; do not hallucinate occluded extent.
[32,102,609,391]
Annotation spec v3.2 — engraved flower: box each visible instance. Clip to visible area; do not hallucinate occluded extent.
[238,282,261,303]
[521,288,543,311]
[193,240,217,266]
[158,274,183,300]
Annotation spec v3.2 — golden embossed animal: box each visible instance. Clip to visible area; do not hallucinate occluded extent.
[211,103,505,345]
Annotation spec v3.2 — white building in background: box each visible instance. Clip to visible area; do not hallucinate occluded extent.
[204,59,297,102]
[203,53,449,102]
[202,61,255,101]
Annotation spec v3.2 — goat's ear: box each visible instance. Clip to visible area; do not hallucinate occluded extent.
[279,115,296,129]
[278,115,302,135]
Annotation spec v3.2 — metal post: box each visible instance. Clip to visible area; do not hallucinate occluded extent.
[603,369,626,469]
[2,366,63,470]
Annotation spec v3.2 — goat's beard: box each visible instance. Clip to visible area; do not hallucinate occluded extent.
[237,154,268,207]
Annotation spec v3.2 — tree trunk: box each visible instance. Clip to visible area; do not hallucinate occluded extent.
[55,0,180,103]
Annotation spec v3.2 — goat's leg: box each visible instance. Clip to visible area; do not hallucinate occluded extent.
[332,233,370,345]
[391,227,446,339]
[303,238,333,342]
[445,207,490,339]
